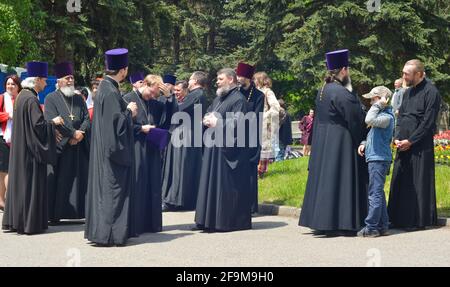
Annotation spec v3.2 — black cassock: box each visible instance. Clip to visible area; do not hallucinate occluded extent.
[2,89,57,234]
[44,90,90,222]
[161,87,206,210]
[389,79,441,228]
[240,83,264,213]
[124,90,175,236]
[195,87,251,232]
[85,77,134,245]
[299,81,367,232]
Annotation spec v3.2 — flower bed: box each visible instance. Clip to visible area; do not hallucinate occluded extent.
[435,130,450,165]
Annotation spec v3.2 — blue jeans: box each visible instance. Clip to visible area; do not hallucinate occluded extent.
[365,161,390,231]
[275,143,286,162]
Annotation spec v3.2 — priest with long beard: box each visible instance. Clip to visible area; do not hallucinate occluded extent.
[298,49,368,236]
[44,62,90,224]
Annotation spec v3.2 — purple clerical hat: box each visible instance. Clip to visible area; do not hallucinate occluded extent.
[163,74,177,85]
[105,48,129,70]
[54,62,74,79]
[129,72,145,84]
[26,61,48,78]
[325,49,349,70]
[146,128,169,151]
[236,62,255,79]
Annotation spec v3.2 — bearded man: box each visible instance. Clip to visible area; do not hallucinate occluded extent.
[194,68,251,232]
[44,62,91,224]
[388,59,442,231]
[298,49,368,236]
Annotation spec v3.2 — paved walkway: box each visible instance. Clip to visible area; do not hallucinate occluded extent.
[1,211,449,267]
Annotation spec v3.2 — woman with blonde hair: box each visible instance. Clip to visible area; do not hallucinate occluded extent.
[253,72,280,178]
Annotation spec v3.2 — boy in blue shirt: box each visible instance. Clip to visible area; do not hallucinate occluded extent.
[358,86,395,237]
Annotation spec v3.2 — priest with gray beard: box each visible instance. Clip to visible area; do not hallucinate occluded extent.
[44,62,90,224]
[194,68,251,232]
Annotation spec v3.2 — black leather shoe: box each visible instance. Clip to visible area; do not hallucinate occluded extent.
[404,226,426,232]
[92,243,114,248]
[312,230,327,236]
[162,203,171,212]
[191,224,205,231]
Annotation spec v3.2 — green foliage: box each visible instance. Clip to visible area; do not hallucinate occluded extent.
[0,0,42,65]
[276,0,450,106]
[0,0,448,106]
[0,4,21,65]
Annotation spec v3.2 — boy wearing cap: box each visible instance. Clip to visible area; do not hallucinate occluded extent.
[357,86,395,237]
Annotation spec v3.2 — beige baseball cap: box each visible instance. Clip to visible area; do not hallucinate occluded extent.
[362,86,392,100]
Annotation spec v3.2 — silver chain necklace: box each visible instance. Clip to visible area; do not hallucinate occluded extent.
[60,91,75,121]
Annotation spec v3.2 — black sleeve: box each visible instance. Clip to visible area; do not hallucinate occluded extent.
[158,95,177,130]
[221,98,249,169]
[27,97,57,165]
[44,94,75,139]
[124,93,143,136]
[286,115,293,145]
[79,97,91,133]
[332,91,367,147]
[248,92,264,163]
[408,88,441,145]
[103,91,134,166]
[394,90,408,140]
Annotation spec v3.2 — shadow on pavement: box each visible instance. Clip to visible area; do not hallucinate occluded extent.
[127,232,195,246]
[301,225,446,238]
[163,224,197,232]
[252,221,288,230]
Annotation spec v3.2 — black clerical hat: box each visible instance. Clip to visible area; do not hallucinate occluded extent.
[325,49,349,70]
[26,61,48,78]
[105,48,129,70]
[163,74,177,85]
[55,62,74,79]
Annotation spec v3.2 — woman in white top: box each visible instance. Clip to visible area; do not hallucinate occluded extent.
[253,72,280,178]
[0,75,21,211]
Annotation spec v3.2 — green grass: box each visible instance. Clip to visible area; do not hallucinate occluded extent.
[259,157,450,217]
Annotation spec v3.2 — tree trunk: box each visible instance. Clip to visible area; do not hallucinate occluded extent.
[207,24,216,54]
[54,2,67,63]
[173,25,181,65]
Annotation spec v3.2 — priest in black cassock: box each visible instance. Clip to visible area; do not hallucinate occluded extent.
[44,62,90,224]
[195,68,251,232]
[388,59,442,230]
[236,62,264,214]
[162,72,207,211]
[124,74,175,236]
[2,61,64,234]
[298,49,368,235]
[85,48,138,246]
